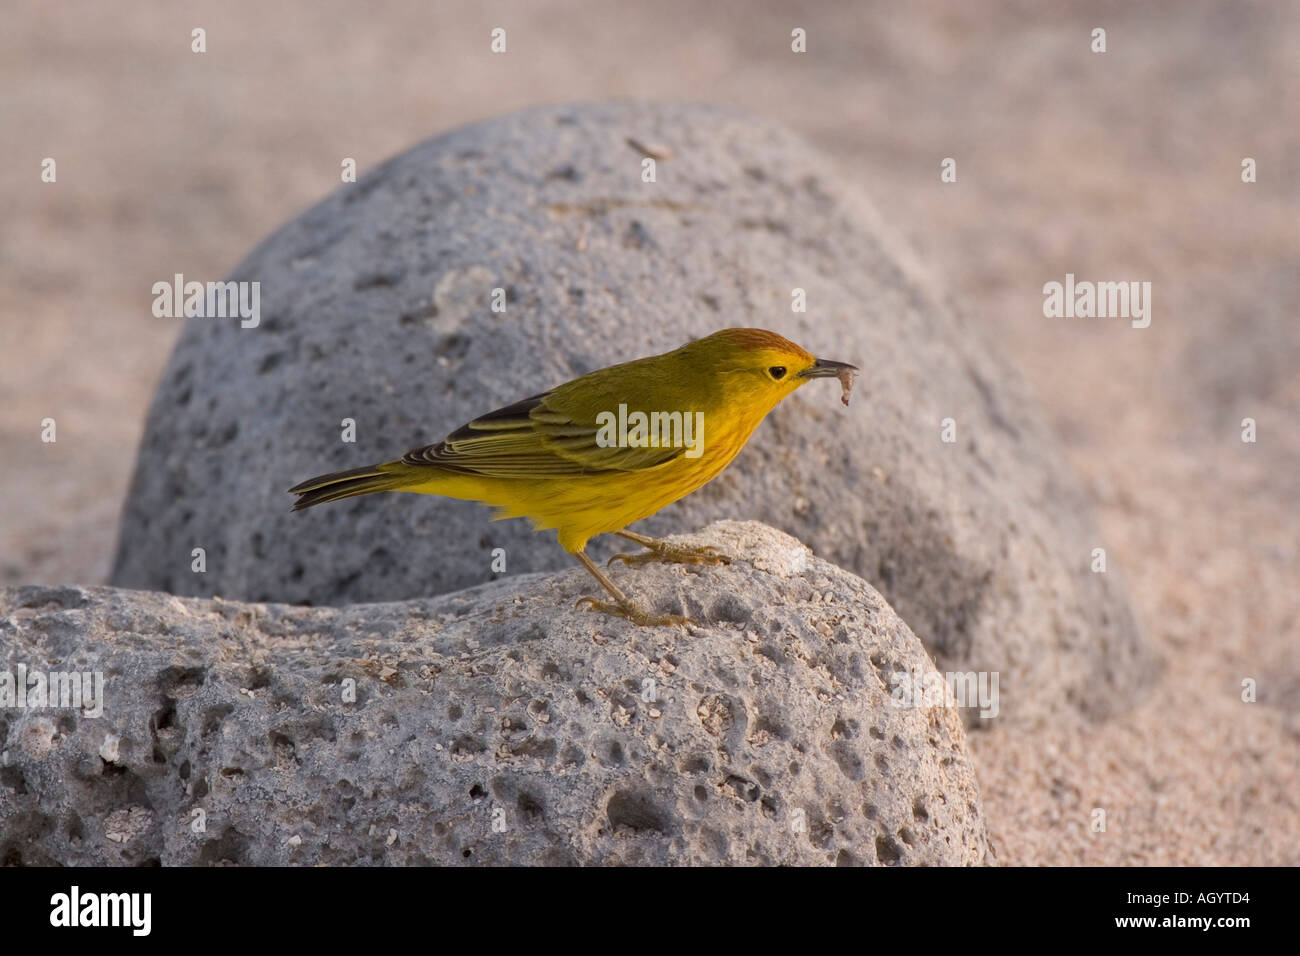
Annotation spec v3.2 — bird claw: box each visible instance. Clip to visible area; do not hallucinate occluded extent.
[575,596,694,628]
[607,544,732,568]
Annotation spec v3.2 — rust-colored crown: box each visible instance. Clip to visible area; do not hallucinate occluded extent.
[716,327,812,360]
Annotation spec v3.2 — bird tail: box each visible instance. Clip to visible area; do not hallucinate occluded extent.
[288,461,413,510]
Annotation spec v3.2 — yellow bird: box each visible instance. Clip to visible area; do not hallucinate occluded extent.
[289,328,857,626]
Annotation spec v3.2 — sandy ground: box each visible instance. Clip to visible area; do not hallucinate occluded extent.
[1,0,1297,864]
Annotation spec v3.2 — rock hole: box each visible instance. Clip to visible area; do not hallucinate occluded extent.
[607,790,670,833]
[875,834,904,865]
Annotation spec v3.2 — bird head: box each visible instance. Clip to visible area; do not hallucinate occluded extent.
[696,328,858,410]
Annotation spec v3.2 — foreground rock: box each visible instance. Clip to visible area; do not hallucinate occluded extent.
[110,101,1153,723]
[4,522,988,866]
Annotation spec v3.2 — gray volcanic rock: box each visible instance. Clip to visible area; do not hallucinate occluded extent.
[4,522,988,866]
[110,101,1153,724]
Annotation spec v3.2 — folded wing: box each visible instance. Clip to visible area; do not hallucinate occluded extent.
[401,391,684,477]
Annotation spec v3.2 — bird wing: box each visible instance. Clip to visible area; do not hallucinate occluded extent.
[401,390,685,477]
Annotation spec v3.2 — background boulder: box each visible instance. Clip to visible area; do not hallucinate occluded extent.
[110,101,1154,723]
[5,522,990,866]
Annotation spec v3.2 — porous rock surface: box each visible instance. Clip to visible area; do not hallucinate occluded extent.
[5,522,988,866]
[110,101,1154,723]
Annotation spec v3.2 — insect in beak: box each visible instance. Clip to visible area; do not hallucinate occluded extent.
[800,357,859,406]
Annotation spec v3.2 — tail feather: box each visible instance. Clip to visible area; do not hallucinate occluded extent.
[288,463,407,510]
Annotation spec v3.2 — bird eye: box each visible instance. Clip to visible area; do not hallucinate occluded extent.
[768,366,787,380]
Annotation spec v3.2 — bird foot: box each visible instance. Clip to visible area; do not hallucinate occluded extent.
[607,543,732,568]
[575,596,694,628]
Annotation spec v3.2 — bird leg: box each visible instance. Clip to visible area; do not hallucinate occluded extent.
[573,550,693,627]
[607,529,732,567]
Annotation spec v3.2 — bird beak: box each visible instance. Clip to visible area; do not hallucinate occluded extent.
[799,357,859,379]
